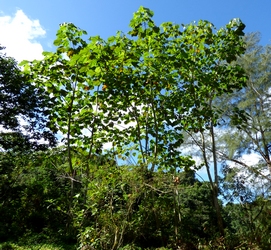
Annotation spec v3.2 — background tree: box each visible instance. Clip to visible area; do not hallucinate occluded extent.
[0,46,57,241]
[0,45,56,149]
[218,33,271,248]
[218,32,271,176]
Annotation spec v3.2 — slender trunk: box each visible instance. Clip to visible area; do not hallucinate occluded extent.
[150,85,158,172]
[66,80,77,235]
[212,188,224,236]
[210,122,225,236]
[173,183,181,245]
[67,85,76,198]
[201,130,225,236]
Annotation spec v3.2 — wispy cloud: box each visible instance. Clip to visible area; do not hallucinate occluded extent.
[0,10,45,62]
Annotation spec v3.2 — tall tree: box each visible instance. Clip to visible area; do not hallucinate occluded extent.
[21,7,247,239]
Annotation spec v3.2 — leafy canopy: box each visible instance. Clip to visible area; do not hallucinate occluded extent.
[21,6,247,171]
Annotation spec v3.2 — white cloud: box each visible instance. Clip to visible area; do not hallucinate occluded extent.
[240,153,261,166]
[0,10,45,62]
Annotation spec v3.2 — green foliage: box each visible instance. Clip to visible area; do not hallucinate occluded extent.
[0,145,219,249]
[5,6,270,250]
[76,165,218,249]
[0,148,75,242]
[0,46,56,149]
[223,200,271,249]
[0,241,75,250]
[21,6,246,173]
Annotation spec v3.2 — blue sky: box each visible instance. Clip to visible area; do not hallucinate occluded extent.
[1,0,271,62]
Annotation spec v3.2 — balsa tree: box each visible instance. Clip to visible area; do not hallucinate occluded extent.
[22,6,247,243]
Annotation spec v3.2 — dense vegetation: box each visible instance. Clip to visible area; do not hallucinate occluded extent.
[0,7,270,250]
